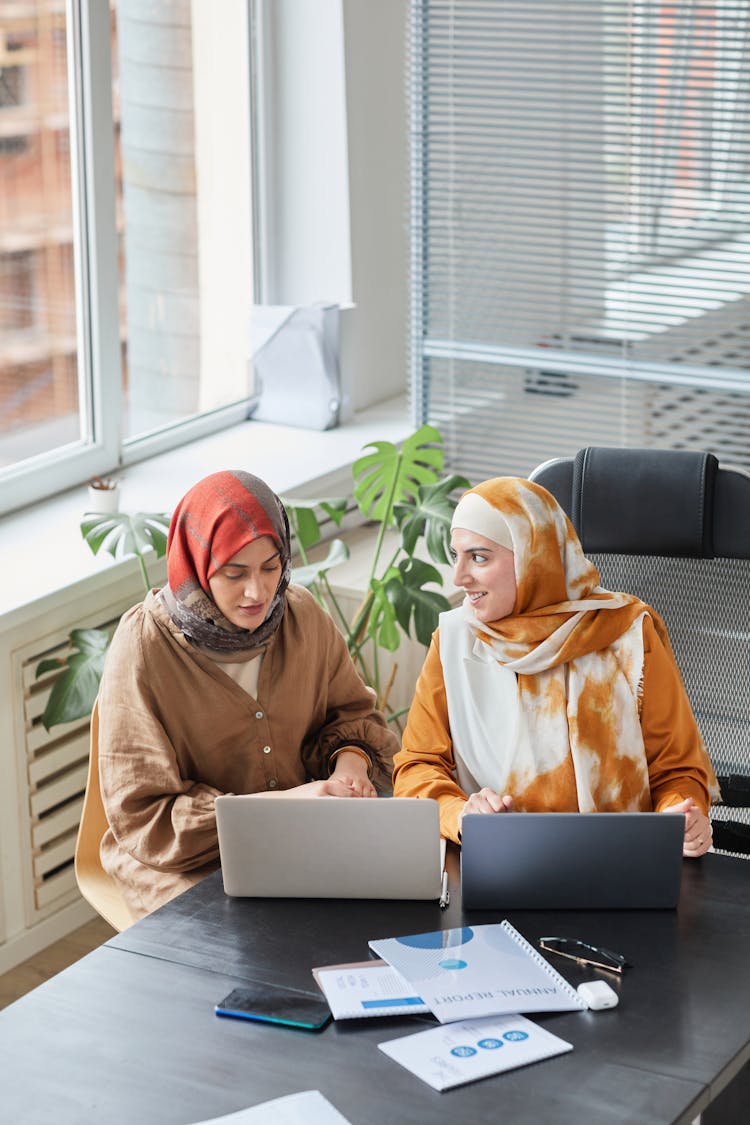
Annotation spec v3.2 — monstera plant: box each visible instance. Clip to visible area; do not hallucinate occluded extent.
[283,424,470,725]
[37,511,171,730]
[38,424,469,732]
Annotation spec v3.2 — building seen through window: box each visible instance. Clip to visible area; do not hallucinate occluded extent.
[0,0,255,507]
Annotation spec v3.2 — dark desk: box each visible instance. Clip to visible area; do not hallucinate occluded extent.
[1,853,748,1124]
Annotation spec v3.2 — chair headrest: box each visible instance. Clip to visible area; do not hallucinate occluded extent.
[570,447,719,557]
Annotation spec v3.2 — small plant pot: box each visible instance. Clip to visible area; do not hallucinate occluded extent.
[86,483,120,514]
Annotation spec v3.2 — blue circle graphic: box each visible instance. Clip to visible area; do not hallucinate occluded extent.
[396,927,474,949]
[503,1030,529,1042]
[477,1038,503,1050]
[438,958,468,970]
[450,1045,477,1058]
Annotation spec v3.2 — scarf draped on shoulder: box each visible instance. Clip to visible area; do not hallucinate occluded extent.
[448,477,681,810]
[160,470,291,659]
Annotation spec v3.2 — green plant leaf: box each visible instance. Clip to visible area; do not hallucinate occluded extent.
[292,538,350,587]
[385,558,452,647]
[285,504,322,551]
[352,424,445,525]
[37,628,110,730]
[367,581,402,652]
[282,496,348,551]
[80,512,171,560]
[394,473,472,563]
[318,499,348,526]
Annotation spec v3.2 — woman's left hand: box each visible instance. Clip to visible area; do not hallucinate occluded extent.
[661,797,712,857]
[330,750,377,798]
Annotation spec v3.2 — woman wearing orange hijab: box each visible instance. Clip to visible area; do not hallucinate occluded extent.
[393,477,718,856]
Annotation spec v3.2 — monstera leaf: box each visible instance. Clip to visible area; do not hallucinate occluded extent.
[361,558,450,653]
[292,538,350,587]
[282,496,348,551]
[353,424,445,526]
[37,510,172,729]
[80,511,171,561]
[37,628,111,730]
[395,473,471,564]
[384,557,452,647]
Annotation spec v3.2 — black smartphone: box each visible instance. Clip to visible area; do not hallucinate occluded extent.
[215,984,332,1031]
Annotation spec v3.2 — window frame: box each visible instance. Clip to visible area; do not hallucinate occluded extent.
[0,0,260,516]
[0,0,120,514]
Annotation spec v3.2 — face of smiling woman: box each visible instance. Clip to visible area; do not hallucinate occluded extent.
[450,527,516,623]
[208,535,282,631]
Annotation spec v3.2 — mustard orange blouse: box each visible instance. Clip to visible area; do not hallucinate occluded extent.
[394,613,715,842]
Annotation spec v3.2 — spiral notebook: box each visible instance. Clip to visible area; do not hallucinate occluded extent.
[369,920,586,1024]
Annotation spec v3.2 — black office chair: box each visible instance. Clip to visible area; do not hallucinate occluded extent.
[529,447,750,858]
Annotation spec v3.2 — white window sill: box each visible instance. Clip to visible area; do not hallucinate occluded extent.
[0,396,411,626]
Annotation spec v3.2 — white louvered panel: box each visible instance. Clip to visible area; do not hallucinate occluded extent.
[24,660,52,692]
[34,831,79,879]
[34,867,78,911]
[23,646,63,692]
[22,644,94,921]
[15,603,131,926]
[25,713,89,754]
[27,734,89,787]
[29,762,89,821]
[32,797,84,850]
[3,567,160,958]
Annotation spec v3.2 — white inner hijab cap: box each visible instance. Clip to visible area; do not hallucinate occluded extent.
[451,492,514,551]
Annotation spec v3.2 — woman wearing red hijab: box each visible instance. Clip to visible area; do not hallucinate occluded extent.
[97,470,397,919]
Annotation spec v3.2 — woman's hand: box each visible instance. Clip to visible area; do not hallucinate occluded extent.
[328,749,377,798]
[661,797,712,857]
[298,778,370,798]
[459,787,514,832]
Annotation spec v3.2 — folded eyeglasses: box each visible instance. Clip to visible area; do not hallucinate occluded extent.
[538,936,630,974]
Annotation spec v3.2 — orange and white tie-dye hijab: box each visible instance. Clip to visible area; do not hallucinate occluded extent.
[459,477,652,665]
[449,477,670,811]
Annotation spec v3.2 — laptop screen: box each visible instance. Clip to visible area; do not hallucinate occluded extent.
[460,812,685,910]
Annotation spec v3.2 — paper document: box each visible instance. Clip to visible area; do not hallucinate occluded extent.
[188,1089,351,1124]
[312,960,430,1019]
[379,1013,573,1091]
[369,920,586,1023]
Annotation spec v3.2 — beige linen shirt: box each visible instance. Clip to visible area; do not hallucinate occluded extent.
[98,585,397,919]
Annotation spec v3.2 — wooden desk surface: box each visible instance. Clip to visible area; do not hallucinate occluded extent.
[1,852,748,1124]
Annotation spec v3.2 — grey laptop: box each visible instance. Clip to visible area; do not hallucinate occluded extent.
[215,794,444,900]
[461,812,685,909]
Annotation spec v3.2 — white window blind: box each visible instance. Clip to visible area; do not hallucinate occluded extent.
[410,0,750,479]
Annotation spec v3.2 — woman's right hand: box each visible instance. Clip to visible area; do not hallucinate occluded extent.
[459,788,514,831]
[290,778,368,799]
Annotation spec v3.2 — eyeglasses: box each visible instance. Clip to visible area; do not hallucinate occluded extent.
[538,937,630,974]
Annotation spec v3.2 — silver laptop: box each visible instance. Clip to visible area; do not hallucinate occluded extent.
[215,795,443,900]
[461,812,685,909]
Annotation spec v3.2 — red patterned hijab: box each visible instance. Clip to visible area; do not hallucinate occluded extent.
[160,470,291,657]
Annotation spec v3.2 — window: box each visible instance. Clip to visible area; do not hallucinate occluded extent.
[411,0,750,478]
[0,0,257,515]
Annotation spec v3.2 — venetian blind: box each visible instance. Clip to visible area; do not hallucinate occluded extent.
[410,0,750,480]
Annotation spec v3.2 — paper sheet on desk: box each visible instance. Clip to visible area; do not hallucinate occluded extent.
[312,959,430,1019]
[379,1014,573,1091]
[188,1089,351,1124]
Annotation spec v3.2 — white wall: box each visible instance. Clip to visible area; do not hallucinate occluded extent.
[341,0,409,413]
[258,0,409,414]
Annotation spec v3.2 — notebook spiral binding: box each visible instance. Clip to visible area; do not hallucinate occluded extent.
[500,919,587,1008]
